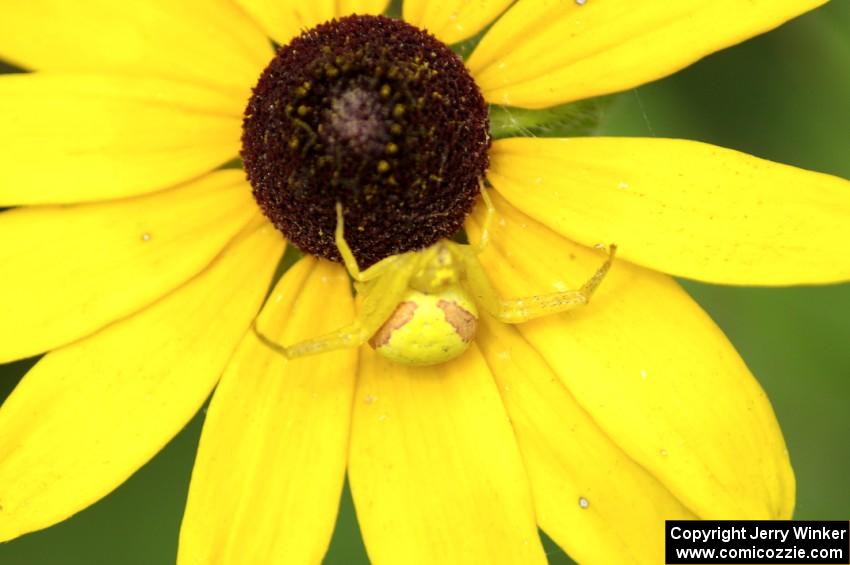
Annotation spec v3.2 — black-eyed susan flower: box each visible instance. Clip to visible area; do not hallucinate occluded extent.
[1,1,849,564]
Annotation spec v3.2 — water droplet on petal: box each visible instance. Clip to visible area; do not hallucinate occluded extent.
[660,448,669,457]
[578,496,590,509]
[364,394,377,404]
[141,233,152,241]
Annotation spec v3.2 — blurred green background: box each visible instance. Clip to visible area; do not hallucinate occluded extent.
[1,3,848,564]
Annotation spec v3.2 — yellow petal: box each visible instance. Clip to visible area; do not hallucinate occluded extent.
[338,0,389,17]
[0,73,245,206]
[403,0,513,45]
[468,0,828,108]
[0,220,283,542]
[489,137,850,285]
[179,257,356,565]
[0,170,259,363]
[467,195,795,521]
[0,0,271,92]
[236,0,389,47]
[349,346,547,565]
[477,314,696,564]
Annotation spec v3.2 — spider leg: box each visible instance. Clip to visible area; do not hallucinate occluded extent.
[472,186,495,254]
[253,318,370,359]
[462,244,617,324]
[335,202,399,282]
[254,254,420,359]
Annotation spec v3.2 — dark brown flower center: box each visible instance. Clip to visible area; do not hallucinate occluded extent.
[242,15,490,267]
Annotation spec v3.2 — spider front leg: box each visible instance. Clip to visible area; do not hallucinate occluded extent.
[252,289,398,360]
[472,186,495,254]
[253,253,420,359]
[254,319,370,359]
[335,202,399,282]
[462,244,617,324]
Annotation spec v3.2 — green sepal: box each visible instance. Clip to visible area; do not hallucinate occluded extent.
[452,30,487,60]
[489,96,616,139]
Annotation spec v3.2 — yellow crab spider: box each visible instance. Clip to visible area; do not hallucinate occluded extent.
[254,189,616,366]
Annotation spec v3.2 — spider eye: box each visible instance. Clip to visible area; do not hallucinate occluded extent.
[369,288,478,366]
[242,15,490,268]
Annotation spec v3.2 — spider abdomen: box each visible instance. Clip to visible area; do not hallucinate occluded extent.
[369,286,478,366]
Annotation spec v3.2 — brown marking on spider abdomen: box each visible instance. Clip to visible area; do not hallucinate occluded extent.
[369,301,418,348]
[437,300,477,343]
